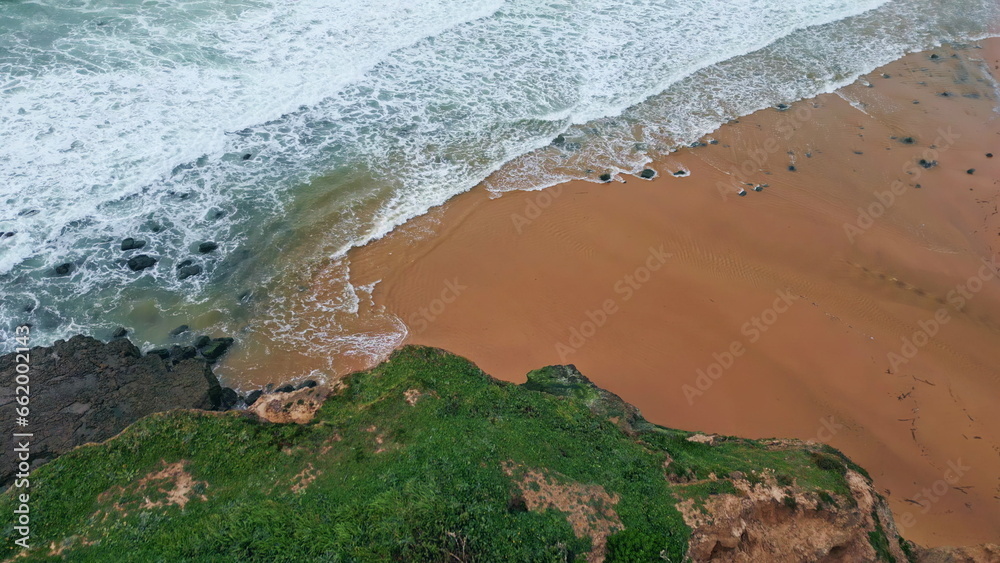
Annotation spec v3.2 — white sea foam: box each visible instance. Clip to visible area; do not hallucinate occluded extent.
[0,0,997,356]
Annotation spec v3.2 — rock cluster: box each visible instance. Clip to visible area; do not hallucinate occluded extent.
[0,335,233,488]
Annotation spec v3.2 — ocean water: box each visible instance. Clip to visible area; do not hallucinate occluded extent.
[1,0,998,358]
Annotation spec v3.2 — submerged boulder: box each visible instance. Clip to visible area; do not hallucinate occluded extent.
[197,241,218,253]
[54,263,74,276]
[177,264,203,280]
[199,337,234,362]
[120,238,146,251]
[127,254,157,271]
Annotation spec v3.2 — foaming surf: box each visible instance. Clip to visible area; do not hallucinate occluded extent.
[1,0,997,369]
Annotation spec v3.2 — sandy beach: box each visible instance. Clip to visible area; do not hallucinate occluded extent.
[222,40,1000,547]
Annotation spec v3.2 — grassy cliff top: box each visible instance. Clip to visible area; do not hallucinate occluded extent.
[1,346,880,562]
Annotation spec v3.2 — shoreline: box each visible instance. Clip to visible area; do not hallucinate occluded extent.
[222,39,1000,546]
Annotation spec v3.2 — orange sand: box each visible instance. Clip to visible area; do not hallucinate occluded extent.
[225,41,1000,547]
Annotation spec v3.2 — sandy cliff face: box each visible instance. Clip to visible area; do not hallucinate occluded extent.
[676,469,899,562]
[676,465,998,563]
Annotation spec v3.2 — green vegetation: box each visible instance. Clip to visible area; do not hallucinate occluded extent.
[868,510,897,562]
[1,347,867,561]
[898,536,918,563]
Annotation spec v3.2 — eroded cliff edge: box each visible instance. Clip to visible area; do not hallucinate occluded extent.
[1,344,996,562]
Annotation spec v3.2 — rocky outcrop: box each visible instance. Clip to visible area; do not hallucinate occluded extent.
[248,383,334,424]
[0,335,224,488]
[675,469,905,562]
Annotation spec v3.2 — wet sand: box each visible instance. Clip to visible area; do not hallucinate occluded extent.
[224,41,1000,546]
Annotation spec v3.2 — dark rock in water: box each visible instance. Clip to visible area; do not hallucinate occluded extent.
[169,324,190,337]
[242,153,252,160]
[967,169,976,175]
[198,241,218,253]
[598,173,612,183]
[708,139,719,145]
[54,263,74,276]
[918,159,937,169]
[900,137,916,145]
[194,335,212,349]
[551,134,566,146]
[127,255,157,271]
[219,387,240,410]
[169,345,197,363]
[297,380,318,390]
[120,237,146,251]
[2,231,15,238]
[111,327,128,338]
[244,389,263,406]
[200,338,234,362]
[775,103,790,111]
[275,384,296,394]
[148,348,171,361]
[0,335,223,488]
[639,169,656,179]
[177,264,203,280]
[176,259,193,270]
[788,165,797,172]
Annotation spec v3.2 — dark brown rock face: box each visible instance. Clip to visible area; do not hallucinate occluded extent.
[0,335,222,488]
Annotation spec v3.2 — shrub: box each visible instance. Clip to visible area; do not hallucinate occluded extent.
[606,529,664,562]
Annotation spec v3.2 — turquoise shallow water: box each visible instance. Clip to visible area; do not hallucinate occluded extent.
[0,0,997,356]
